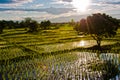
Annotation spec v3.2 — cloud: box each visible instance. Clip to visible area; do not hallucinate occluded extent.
[13,0,33,3]
[0,7,74,15]
[44,7,74,14]
[0,0,33,6]
[0,0,119,22]
[92,0,120,5]
[105,1,120,4]
[29,11,85,22]
[51,0,73,5]
[0,0,33,4]
[55,0,120,6]
[34,4,44,8]
[88,0,120,12]
[61,0,72,2]
[28,3,44,9]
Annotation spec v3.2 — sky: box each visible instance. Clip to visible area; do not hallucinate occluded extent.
[0,0,120,22]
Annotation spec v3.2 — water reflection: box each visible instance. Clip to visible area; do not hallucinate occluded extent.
[73,40,88,47]
[73,40,96,47]
[75,52,120,80]
[79,40,85,46]
[0,52,120,80]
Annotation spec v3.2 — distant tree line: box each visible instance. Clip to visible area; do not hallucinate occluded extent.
[0,18,51,33]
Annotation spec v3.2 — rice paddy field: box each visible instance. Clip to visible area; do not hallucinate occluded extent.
[0,24,120,80]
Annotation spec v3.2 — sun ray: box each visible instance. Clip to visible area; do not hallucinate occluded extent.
[72,0,91,12]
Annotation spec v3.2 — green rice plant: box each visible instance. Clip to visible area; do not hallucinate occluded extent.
[0,26,120,79]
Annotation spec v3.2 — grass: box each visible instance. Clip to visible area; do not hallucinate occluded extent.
[0,24,120,79]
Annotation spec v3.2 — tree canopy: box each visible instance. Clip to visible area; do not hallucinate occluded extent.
[40,20,51,29]
[74,13,120,49]
[0,19,53,34]
[28,20,39,32]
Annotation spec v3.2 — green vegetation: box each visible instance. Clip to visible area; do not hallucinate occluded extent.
[0,17,52,34]
[0,13,120,79]
[40,20,51,30]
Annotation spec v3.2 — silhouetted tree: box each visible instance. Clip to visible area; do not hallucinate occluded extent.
[0,20,21,29]
[19,21,26,28]
[40,20,51,29]
[7,20,14,29]
[23,18,39,32]
[0,20,6,34]
[28,20,38,32]
[24,17,32,30]
[74,19,87,35]
[14,21,20,28]
[74,13,119,49]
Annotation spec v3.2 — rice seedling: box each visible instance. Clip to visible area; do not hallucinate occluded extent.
[0,26,120,79]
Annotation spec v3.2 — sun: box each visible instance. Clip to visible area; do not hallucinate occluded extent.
[72,0,90,12]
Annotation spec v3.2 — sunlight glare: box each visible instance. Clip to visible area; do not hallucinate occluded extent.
[79,40,85,46]
[72,0,90,12]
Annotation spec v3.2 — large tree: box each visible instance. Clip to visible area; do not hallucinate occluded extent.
[24,17,32,29]
[23,18,39,32]
[74,13,119,49]
[28,20,38,32]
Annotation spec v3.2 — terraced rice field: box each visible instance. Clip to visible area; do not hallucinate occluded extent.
[0,24,120,79]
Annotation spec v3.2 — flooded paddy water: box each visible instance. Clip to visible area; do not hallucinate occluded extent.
[0,29,119,79]
[27,40,116,53]
[0,51,120,80]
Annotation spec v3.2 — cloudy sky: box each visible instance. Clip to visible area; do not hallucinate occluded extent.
[0,0,120,22]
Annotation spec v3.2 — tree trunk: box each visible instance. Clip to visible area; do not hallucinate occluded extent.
[91,35,102,50]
